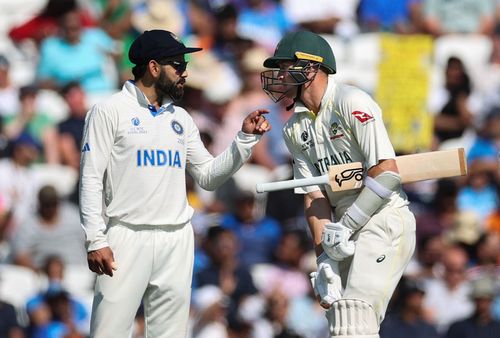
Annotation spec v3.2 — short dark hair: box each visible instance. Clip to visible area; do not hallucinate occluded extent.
[132,64,148,80]
[19,85,38,100]
[60,81,81,96]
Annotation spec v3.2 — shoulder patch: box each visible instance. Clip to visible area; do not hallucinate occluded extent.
[352,111,374,124]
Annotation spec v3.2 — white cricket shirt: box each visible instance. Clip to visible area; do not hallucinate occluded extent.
[283,75,408,218]
[80,81,260,250]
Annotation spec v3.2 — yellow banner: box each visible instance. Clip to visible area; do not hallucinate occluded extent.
[376,34,434,153]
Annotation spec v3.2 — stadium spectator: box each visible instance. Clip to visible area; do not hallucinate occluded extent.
[282,0,359,37]
[258,290,304,338]
[94,0,132,40]
[0,192,13,263]
[220,190,281,267]
[8,0,96,47]
[25,256,89,336]
[11,185,86,270]
[410,234,446,283]
[56,82,87,171]
[0,299,24,338]
[432,57,475,143]
[212,47,287,169]
[3,85,59,164]
[380,277,439,338]
[36,9,118,95]
[358,0,423,33]
[446,276,500,338]
[481,24,500,113]
[257,230,311,299]
[0,55,19,118]
[195,227,258,309]
[236,0,294,50]
[0,133,39,231]
[423,0,495,36]
[212,4,254,68]
[467,108,500,165]
[423,245,474,334]
[186,0,217,50]
[413,178,481,256]
[457,158,498,224]
[468,233,500,273]
[191,285,229,338]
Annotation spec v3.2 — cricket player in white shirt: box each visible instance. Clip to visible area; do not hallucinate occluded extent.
[79,30,271,338]
[261,31,416,337]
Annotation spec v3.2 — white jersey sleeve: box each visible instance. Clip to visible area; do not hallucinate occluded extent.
[186,119,261,191]
[342,89,395,169]
[79,105,116,251]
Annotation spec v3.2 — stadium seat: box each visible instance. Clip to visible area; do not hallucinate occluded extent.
[321,34,347,68]
[347,33,381,68]
[30,163,78,198]
[0,264,40,308]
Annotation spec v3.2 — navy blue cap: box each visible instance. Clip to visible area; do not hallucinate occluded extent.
[11,132,42,150]
[129,30,202,65]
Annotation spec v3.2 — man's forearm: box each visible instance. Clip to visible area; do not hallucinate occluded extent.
[191,132,260,191]
[304,191,332,256]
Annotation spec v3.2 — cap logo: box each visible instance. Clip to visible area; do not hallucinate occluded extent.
[295,52,323,63]
[170,32,181,43]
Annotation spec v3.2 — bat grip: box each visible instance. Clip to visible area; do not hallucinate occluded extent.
[255,175,330,193]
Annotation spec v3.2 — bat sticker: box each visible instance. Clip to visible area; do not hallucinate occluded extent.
[335,167,364,187]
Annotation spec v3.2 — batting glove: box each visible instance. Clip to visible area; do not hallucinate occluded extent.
[321,222,355,261]
[310,252,342,308]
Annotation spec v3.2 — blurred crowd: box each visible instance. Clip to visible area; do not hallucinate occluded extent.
[0,0,500,337]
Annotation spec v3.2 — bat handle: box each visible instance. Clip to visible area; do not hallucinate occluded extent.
[256,175,330,193]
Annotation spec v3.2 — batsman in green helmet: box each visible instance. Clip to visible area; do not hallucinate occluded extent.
[261,31,416,338]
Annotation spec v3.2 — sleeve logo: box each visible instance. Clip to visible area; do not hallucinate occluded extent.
[81,142,90,152]
[352,111,373,123]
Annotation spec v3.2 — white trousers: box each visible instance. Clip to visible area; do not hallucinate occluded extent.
[330,205,416,331]
[90,222,194,338]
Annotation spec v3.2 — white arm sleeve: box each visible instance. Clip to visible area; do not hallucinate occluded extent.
[79,106,115,251]
[187,126,261,191]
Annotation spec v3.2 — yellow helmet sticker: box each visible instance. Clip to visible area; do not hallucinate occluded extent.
[295,51,323,63]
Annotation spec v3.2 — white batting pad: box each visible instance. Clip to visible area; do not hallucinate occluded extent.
[327,298,379,338]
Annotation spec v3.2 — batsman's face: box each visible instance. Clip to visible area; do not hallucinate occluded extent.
[155,56,187,102]
[260,61,298,102]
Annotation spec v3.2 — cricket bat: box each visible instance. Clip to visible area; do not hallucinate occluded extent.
[255,148,467,193]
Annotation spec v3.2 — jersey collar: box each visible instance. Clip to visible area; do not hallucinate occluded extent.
[123,80,174,116]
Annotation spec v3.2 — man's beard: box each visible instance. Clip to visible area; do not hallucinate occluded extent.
[155,69,184,102]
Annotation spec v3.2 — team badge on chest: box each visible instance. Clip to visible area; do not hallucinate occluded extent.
[329,122,344,140]
[171,120,184,135]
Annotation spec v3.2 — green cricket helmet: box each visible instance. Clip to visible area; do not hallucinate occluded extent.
[261,31,336,103]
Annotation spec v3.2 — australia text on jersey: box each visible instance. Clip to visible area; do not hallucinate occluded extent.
[314,150,353,174]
